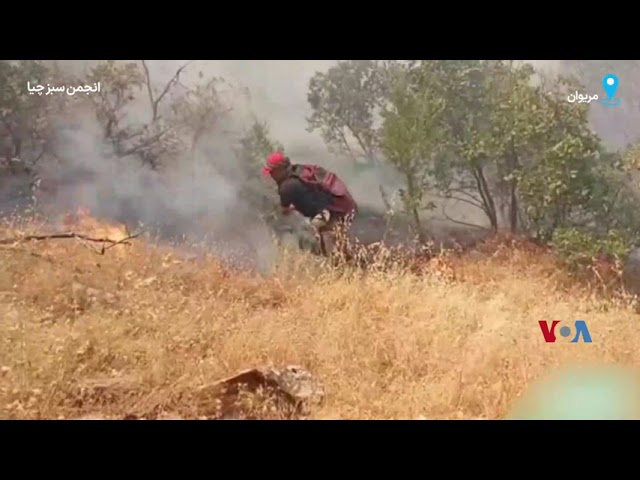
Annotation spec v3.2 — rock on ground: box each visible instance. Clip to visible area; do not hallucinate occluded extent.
[197,365,325,419]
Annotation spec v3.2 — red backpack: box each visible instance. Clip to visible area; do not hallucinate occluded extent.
[291,164,358,215]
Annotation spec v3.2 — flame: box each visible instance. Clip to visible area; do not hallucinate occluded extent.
[63,207,130,244]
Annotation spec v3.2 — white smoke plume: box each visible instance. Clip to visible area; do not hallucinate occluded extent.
[37,61,407,259]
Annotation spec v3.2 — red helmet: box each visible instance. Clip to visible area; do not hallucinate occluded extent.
[262,152,290,176]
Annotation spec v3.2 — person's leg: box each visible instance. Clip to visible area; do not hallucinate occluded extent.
[319,214,352,257]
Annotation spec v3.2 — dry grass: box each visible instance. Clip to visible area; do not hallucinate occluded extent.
[1,213,640,420]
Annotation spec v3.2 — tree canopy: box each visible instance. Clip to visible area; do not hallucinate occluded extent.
[306,59,640,250]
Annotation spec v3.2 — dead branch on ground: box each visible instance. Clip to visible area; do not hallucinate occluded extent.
[0,230,145,255]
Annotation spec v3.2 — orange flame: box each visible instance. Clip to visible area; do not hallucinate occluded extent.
[63,207,130,244]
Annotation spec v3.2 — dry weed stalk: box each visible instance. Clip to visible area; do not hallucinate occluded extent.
[1,213,640,420]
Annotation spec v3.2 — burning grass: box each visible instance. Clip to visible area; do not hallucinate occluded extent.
[1,212,640,419]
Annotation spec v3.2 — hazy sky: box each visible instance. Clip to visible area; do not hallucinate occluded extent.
[62,60,620,154]
[184,60,338,152]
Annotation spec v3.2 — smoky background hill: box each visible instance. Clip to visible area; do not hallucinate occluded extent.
[2,60,640,271]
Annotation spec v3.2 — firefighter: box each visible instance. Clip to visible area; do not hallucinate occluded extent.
[262,152,357,255]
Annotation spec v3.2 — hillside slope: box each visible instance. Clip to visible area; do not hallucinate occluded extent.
[1,215,639,420]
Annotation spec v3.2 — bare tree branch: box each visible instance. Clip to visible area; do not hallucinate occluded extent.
[439,205,490,231]
[447,187,484,203]
[141,60,193,122]
[119,128,171,157]
[141,60,156,121]
[176,80,195,94]
[379,184,393,212]
[155,61,193,108]
[434,194,485,210]
[32,142,48,165]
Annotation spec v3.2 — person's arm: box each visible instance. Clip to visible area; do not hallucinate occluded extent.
[280,180,332,218]
[281,204,295,215]
[279,185,295,215]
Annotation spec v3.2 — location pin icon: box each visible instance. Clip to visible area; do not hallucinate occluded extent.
[603,74,619,100]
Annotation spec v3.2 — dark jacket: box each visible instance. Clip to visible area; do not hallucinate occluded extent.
[277,176,334,219]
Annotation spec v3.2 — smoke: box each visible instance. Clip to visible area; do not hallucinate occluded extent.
[21,61,533,257]
[38,60,408,262]
[12,60,637,269]
[529,60,640,149]
[38,60,327,271]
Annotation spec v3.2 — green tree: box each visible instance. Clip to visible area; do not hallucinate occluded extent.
[381,67,445,240]
[172,76,232,154]
[306,60,389,164]
[403,60,604,237]
[235,120,285,226]
[408,60,500,231]
[0,60,64,174]
[512,74,603,239]
[85,60,188,169]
